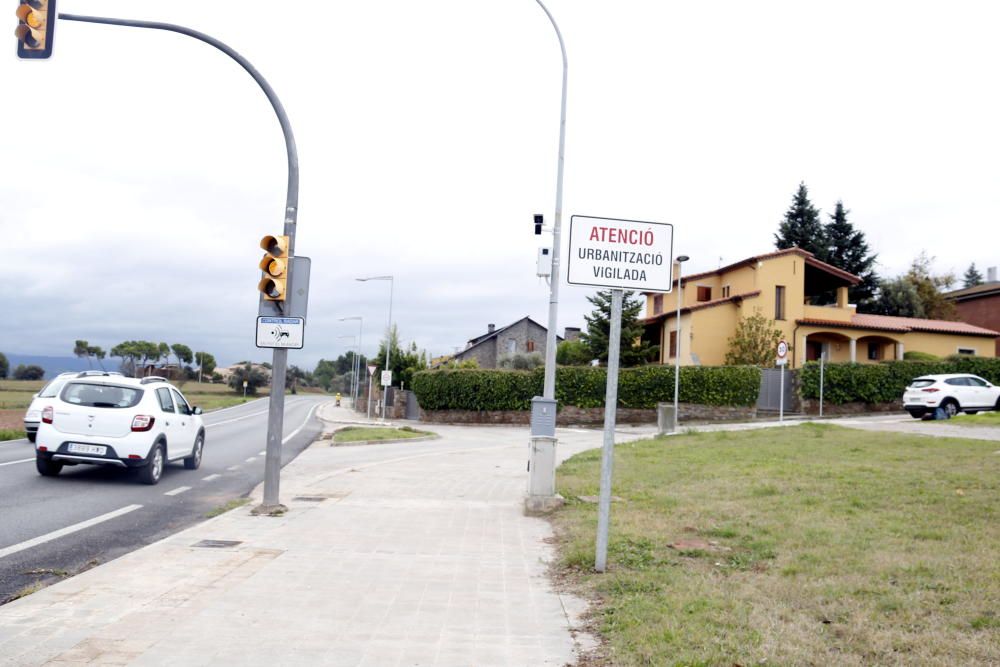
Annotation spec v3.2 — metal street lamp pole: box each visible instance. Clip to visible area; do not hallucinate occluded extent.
[672,255,690,433]
[339,316,363,409]
[57,13,299,515]
[337,334,357,402]
[356,275,394,421]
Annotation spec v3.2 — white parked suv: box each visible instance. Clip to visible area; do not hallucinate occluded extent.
[902,374,1000,419]
[23,371,123,443]
[34,376,205,484]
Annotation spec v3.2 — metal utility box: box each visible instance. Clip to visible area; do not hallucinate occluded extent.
[530,396,557,437]
[536,247,552,277]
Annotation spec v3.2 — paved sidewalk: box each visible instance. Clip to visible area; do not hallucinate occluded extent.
[0,407,655,666]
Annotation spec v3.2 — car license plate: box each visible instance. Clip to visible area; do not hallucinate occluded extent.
[67,443,107,456]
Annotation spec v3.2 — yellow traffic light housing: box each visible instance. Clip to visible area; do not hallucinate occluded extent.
[258,234,289,301]
[15,0,56,59]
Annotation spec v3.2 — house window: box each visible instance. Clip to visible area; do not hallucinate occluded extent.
[696,286,712,302]
[775,286,786,320]
[867,342,883,361]
[668,330,677,358]
[722,285,731,298]
[653,294,663,315]
[526,340,536,352]
[957,347,976,355]
[507,339,516,354]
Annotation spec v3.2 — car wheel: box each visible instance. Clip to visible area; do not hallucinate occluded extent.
[139,444,165,485]
[940,400,959,419]
[184,434,204,470]
[27,432,36,444]
[36,455,63,477]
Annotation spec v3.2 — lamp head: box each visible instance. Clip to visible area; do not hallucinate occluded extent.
[676,255,690,263]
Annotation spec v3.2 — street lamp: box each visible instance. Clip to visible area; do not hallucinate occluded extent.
[672,255,690,433]
[339,316,363,409]
[337,334,358,405]
[356,275,394,421]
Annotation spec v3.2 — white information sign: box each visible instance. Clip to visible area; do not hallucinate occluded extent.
[776,339,788,365]
[255,316,304,349]
[381,370,392,387]
[567,215,674,292]
[367,364,377,376]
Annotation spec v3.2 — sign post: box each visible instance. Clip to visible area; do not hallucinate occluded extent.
[776,340,788,422]
[380,370,392,422]
[565,215,674,571]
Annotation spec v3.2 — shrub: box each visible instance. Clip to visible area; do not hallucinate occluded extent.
[411,365,761,411]
[800,358,1000,404]
[903,350,940,361]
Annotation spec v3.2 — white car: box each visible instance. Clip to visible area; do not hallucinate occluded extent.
[23,371,122,443]
[34,376,205,484]
[902,374,1000,419]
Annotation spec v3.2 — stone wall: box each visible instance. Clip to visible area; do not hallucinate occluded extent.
[418,403,756,426]
[800,399,903,415]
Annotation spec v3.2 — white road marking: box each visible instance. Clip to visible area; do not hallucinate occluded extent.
[0,458,34,467]
[227,465,240,471]
[258,451,266,456]
[202,474,221,482]
[164,486,191,496]
[282,403,323,444]
[0,504,143,561]
[204,410,269,428]
[245,457,257,463]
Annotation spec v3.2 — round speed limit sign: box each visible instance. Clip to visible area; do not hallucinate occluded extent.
[776,340,788,359]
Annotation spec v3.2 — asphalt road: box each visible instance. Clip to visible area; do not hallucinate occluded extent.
[0,395,330,604]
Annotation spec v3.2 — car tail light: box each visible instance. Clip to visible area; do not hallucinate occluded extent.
[38,446,47,452]
[41,406,53,424]
[921,388,940,393]
[131,415,155,432]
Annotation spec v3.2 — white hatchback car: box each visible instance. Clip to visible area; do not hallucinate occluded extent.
[902,373,1000,419]
[34,376,205,484]
[23,371,123,443]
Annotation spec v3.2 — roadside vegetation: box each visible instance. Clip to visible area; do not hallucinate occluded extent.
[552,424,1000,666]
[934,411,1000,427]
[333,426,430,444]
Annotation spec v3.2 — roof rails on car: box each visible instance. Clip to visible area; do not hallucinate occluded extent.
[75,371,123,378]
[140,376,169,384]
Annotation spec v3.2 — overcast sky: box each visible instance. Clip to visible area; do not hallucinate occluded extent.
[5,0,999,370]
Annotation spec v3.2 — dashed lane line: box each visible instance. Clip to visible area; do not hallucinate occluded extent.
[164,486,191,496]
[0,504,143,561]
[245,457,257,463]
[0,458,34,467]
[202,474,221,482]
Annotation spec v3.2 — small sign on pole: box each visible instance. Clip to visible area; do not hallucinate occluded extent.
[367,364,377,376]
[256,316,305,349]
[776,340,788,422]
[381,370,392,387]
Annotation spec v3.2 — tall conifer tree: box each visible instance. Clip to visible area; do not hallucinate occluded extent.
[825,201,879,309]
[774,182,827,259]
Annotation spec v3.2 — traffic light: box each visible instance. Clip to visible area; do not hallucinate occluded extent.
[534,214,543,235]
[258,235,289,302]
[15,0,56,59]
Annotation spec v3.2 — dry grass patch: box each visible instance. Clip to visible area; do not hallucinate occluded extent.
[553,423,1000,666]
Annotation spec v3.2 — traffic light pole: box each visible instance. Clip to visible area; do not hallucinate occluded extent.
[59,13,299,515]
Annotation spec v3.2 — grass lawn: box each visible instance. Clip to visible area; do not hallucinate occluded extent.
[333,426,429,444]
[553,423,1000,666]
[943,411,1000,427]
[0,429,24,441]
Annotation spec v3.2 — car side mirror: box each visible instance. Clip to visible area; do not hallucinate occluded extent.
[192,406,203,415]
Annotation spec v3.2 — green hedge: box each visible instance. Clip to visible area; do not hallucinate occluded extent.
[800,358,1000,404]
[411,365,761,411]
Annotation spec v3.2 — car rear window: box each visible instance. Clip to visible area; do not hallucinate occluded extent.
[909,379,936,388]
[61,383,143,409]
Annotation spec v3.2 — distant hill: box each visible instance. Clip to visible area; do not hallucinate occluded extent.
[5,355,100,380]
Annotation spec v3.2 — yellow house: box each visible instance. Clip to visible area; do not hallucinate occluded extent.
[641,248,999,367]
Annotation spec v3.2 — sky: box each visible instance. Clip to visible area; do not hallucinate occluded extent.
[4,0,1000,371]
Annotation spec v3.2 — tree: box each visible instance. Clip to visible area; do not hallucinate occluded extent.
[228,363,268,395]
[580,290,658,366]
[870,253,956,320]
[824,201,879,309]
[556,339,593,366]
[0,352,8,379]
[374,326,427,388]
[74,340,92,368]
[13,364,45,381]
[775,182,827,259]
[498,353,544,370]
[157,342,170,372]
[724,312,784,366]
[110,340,160,377]
[963,263,984,288]
[194,351,216,382]
[88,346,106,370]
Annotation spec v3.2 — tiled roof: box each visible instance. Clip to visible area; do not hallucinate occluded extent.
[642,291,761,324]
[944,281,1000,301]
[644,247,861,294]
[798,313,999,338]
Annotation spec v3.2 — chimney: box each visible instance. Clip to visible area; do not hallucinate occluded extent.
[988,266,998,283]
[563,327,581,342]
[487,323,495,334]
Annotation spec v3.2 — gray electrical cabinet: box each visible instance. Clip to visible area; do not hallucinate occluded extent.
[530,396,557,437]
